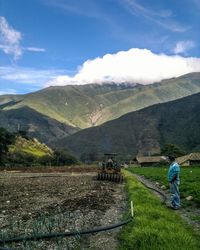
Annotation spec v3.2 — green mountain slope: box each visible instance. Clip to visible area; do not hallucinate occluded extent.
[0,107,79,146]
[0,84,139,128]
[0,94,23,105]
[55,92,200,159]
[1,72,200,129]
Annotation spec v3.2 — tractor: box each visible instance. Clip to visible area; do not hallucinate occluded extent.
[97,153,123,183]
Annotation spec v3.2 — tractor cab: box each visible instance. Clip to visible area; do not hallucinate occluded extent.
[97,153,123,183]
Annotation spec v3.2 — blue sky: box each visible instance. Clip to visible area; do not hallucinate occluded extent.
[0,0,200,94]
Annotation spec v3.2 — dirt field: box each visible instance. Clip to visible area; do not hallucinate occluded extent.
[0,170,126,250]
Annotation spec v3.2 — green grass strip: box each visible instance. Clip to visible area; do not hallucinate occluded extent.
[128,166,200,206]
[118,171,200,250]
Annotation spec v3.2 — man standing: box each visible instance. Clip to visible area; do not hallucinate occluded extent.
[167,155,181,209]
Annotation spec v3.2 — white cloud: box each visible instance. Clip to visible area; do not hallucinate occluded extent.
[0,66,67,85]
[0,16,46,60]
[0,16,22,60]
[0,89,17,95]
[173,40,195,54]
[119,0,189,33]
[46,48,200,86]
[24,47,46,52]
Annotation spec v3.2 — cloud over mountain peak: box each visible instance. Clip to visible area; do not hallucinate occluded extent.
[47,48,200,86]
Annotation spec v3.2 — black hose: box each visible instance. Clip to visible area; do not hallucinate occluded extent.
[144,183,167,203]
[0,218,132,245]
[135,175,167,203]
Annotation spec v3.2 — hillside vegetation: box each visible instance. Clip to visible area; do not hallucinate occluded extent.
[56,92,200,159]
[0,128,79,167]
[9,136,53,158]
[1,72,200,129]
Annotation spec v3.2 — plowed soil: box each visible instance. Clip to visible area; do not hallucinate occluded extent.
[0,170,126,250]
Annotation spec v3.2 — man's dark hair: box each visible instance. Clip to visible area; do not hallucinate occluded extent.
[168,155,175,161]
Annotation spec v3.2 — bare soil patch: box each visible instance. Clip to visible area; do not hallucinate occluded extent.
[1,165,97,173]
[0,171,126,249]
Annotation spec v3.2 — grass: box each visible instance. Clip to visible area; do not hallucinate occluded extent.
[9,136,53,158]
[21,147,47,157]
[128,166,200,207]
[191,215,200,222]
[119,171,200,250]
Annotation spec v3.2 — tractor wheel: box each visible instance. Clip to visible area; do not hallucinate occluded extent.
[106,173,109,181]
[112,174,115,182]
[106,173,109,180]
[110,174,113,181]
[111,174,114,182]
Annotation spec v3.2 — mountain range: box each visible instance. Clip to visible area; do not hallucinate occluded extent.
[0,72,200,160]
[1,72,200,129]
[55,92,200,160]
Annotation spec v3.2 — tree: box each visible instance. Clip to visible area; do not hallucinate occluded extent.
[0,128,16,165]
[8,151,36,167]
[161,143,185,157]
[39,155,53,166]
[52,150,79,166]
[17,130,29,140]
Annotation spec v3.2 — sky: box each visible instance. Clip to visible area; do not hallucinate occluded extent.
[0,0,200,94]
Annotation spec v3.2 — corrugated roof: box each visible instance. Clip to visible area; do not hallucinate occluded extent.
[176,152,200,165]
[136,156,164,163]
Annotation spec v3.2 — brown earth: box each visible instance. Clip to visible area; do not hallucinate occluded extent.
[0,171,126,250]
[1,165,97,173]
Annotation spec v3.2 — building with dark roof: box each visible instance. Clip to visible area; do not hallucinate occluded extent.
[136,156,165,167]
[176,153,200,166]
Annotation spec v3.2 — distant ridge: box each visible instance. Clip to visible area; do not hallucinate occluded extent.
[0,72,200,129]
[0,107,79,146]
[55,92,200,159]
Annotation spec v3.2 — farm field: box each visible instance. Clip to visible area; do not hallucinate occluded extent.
[1,167,200,250]
[128,166,200,207]
[0,170,125,250]
[119,171,200,250]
